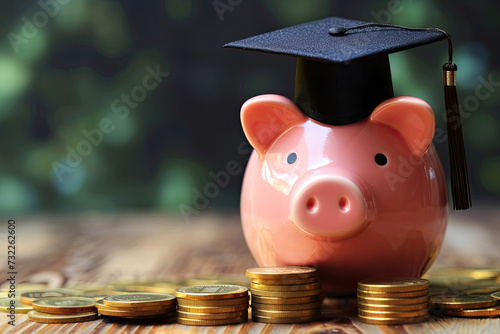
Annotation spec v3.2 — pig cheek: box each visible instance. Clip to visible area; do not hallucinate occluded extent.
[252,163,318,264]
[267,222,319,264]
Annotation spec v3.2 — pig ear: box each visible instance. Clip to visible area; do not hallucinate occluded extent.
[241,94,306,158]
[370,97,436,159]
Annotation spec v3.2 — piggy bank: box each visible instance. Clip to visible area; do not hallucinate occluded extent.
[240,94,448,295]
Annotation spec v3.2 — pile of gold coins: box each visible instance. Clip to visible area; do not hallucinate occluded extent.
[20,289,79,305]
[4,266,500,327]
[96,293,176,319]
[246,266,322,323]
[426,268,500,318]
[175,285,249,326]
[431,294,500,317]
[28,297,99,324]
[0,288,81,316]
[357,278,430,325]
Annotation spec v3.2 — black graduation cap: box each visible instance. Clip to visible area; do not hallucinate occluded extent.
[225,17,471,210]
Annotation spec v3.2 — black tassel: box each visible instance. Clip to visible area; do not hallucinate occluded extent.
[330,23,472,209]
[443,63,471,209]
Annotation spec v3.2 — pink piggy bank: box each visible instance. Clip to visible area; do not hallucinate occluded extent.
[240,94,448,295]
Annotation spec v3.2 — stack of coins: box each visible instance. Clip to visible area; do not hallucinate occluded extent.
[20,289,79,305]
[175,285,249,326]
[96,293,176,319]
[357,278,430,325]
[27,297,99,324]
[431,294,500,317]
[246,266,322,324]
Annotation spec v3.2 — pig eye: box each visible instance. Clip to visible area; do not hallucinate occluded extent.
[287,152,298,164]
[375,153,388,166]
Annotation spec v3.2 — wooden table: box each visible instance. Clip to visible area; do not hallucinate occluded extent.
[1,210,499,333]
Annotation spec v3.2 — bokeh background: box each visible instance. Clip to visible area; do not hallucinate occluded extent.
[0,0,498,214]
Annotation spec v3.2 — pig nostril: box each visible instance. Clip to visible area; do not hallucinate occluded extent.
[339,197,350,212]
[306,197,318,213]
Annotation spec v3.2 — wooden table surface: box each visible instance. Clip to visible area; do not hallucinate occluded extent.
[1,209,500,333]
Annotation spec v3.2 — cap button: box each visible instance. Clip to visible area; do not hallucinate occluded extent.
[328,27,347,36]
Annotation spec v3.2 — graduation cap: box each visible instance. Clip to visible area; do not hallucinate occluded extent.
[224,17,471,210]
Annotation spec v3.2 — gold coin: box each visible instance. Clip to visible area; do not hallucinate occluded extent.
[443,305,500,317]
[252,308,320,318]
[119,314,176,319]
[431,295,500,310]
[252,314,320,323]
[358,278,429,292]
[357,289,428,298]
[177,310,248,320]
[251,282,321,291]
[358,314,428,325]
[251,294,321,305]
[176,316,247,326]
[32,297,97,314]
[103,293,175,307]
[97,307,170,317]
[121,315,174,319]
[20,290,79,305]
[251,288,322,298]
[358,308,428,318]
[0,298,33,313]
[357,302,428,312]
[246,267,317,280]
[27,310,98,323]
[175,285,248,300]
[103,315,160,320]
[186,276,250,288]
[251,301,321,311]
[177,295,249,307]
[178,304,249,313]
[491,291,500,300]
[357,295,429,305]
[102,311,176,320]
[135,286,178,294]
[95,299,174,312]
[251,277,319,285]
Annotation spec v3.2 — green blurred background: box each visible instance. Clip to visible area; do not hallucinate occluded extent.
[0,0,498,214]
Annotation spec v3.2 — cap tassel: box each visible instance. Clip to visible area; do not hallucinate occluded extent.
[330,23,471,210]
[443,63,471,209]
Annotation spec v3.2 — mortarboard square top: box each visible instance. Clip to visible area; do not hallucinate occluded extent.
[224,17,445,64]
[225,17,447,127]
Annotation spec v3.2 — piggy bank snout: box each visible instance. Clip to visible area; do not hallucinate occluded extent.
[290,175,371,240]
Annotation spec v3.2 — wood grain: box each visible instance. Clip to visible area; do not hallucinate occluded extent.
[1,210,499,333]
